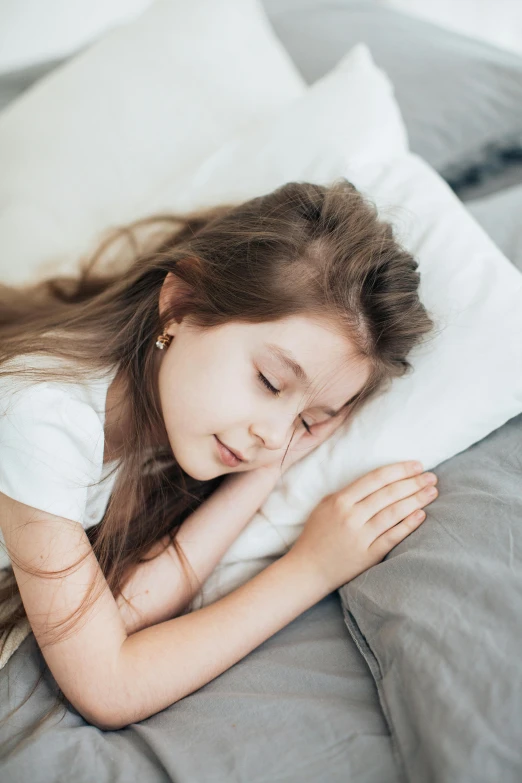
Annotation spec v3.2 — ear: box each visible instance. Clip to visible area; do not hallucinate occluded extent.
[158,269,196,336]
[158,271,175,316]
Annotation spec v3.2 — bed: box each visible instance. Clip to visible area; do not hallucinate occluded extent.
[1,2,521,781]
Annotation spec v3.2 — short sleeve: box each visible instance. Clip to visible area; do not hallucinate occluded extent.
[0,381,105,524]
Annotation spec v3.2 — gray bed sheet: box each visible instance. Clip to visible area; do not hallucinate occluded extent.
[0,594,400,783]
[339,409,522,783]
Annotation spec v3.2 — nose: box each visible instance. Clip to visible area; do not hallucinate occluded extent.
[249,414,295,451]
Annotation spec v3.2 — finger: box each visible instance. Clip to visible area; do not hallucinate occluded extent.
[340,461,424,505]
[365,485,438,538]
[357,473,438,524]
[369,508,426,559]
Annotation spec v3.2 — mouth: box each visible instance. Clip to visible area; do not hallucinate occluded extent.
[214,436,246,467]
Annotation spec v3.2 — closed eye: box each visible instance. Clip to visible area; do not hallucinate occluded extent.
[257,370,281,396]
[257,371,312,434]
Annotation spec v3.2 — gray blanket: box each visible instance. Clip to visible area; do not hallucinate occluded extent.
[339,410,522,783]
[0,594,399,783]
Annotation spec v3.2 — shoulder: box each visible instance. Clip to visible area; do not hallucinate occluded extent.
[2,378,104,445]
[0,357,113,524]
[1,352,114,432]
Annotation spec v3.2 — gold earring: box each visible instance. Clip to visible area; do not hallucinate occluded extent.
[155,329,172,350]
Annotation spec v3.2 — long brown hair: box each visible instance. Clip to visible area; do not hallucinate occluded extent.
[0,179,434,752]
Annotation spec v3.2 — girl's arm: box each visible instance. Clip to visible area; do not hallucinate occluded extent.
[0,487,329,732]
[115,466,281,634]
[117,416,348,631]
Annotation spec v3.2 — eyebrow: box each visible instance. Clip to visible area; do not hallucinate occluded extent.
[265,343,351,417]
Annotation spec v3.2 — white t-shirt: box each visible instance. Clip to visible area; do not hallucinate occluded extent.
[0,354,121,570]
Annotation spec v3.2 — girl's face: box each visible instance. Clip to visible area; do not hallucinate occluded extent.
[156,275,371,480]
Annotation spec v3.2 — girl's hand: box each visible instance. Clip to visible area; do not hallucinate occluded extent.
[288,461,438,593]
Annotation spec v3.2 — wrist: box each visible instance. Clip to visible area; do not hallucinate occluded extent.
[282,547,335,600]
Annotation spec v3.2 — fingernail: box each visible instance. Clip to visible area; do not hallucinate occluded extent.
[423,473,437,485]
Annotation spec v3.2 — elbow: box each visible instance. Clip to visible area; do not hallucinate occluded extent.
[69,683,133,731]
[93,715,131,732]
[77,700,132,732]
[66,643,177,730]
[72,678,163,731]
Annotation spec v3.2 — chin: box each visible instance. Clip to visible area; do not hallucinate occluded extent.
[175,452,225,482]
[178,461,218,482]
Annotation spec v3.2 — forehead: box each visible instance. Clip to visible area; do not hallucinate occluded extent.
[261,315,360,367]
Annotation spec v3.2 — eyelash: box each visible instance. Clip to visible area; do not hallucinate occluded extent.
[257,371,313,434]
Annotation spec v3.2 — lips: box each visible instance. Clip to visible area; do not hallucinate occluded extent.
[215,436,243,467]
[220,440,245,461]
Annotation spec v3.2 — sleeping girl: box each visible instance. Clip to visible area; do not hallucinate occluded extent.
[0,179,438,733]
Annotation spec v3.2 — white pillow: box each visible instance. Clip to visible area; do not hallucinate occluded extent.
[143,45,409,213]
[0,0,154,73]
[164,45,521,609]
[0,0,305,284]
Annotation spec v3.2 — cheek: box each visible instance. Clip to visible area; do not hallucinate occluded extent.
[158,351,251,432]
